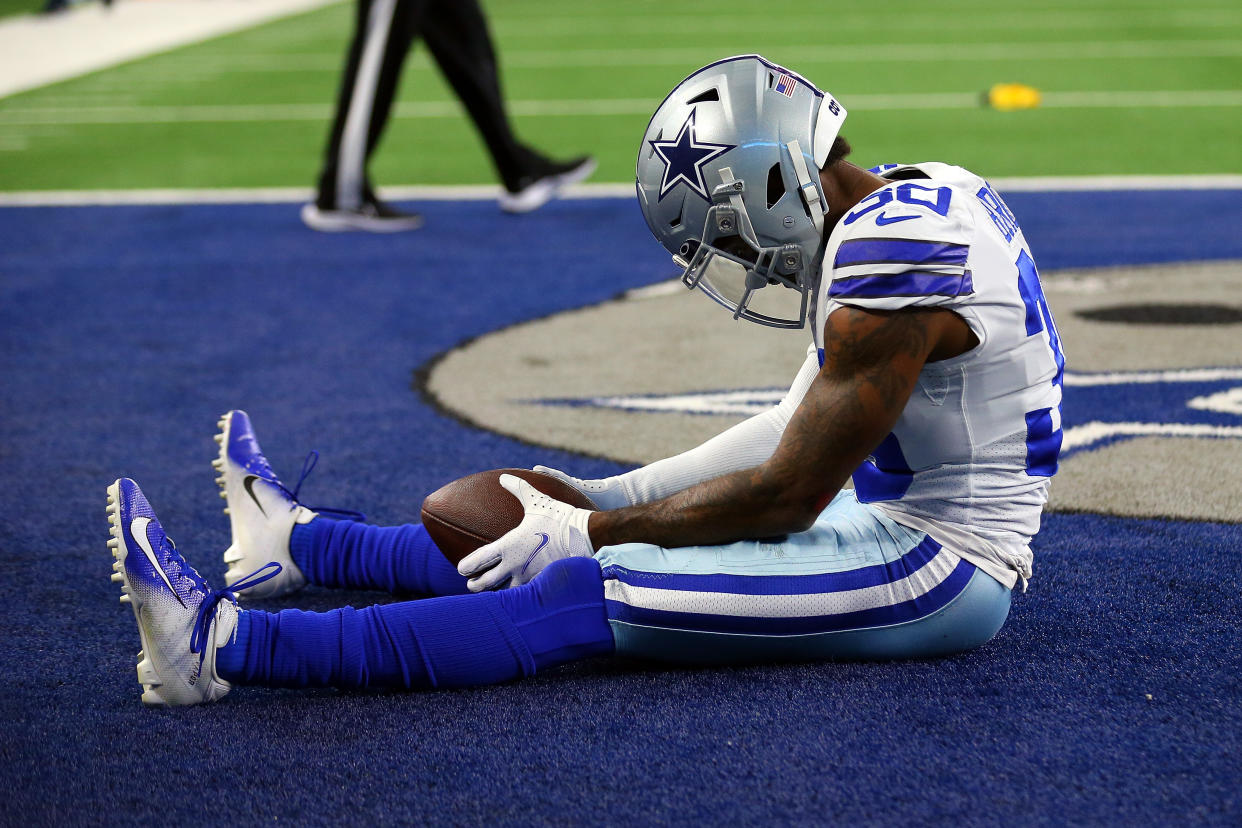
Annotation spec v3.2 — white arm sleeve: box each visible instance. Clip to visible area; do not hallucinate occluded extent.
[609,344,821,506]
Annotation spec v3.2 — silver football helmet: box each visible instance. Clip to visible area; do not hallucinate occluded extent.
[637,55,847,328]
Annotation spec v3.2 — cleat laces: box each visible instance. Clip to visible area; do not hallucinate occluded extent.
[271,450,367,522]
[189,561,283,663]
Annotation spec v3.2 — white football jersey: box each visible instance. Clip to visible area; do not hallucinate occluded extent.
[812,163,1064,587]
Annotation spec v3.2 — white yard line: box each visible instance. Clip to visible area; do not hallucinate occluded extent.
[3,177,1242,207]
[496,39,1242,68]
[487,10,1242,37]
[47,37,1242,75]
[0,0,345,100]
[4,90,1241,125]
[3,31,1240,99]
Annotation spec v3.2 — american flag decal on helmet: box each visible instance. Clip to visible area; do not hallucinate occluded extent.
[774,73,797,97]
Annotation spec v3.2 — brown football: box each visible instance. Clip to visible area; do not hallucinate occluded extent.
[419,468,598,566]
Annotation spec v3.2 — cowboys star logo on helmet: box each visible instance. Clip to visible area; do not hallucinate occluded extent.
[648,110,736,202]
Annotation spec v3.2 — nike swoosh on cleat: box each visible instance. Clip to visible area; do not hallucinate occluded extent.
[130,517,184,606]
[243,475,268,518]
[874,212,920,226]
[520,532,551,576]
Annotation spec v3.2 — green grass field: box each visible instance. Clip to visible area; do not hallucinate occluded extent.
[0,0,39,19]
[1,0,1240,191]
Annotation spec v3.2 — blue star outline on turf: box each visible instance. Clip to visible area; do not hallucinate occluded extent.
[649,110,736,202]
[532,367,1242,459]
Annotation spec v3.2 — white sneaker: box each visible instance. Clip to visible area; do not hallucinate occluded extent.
[498,156,596,214]
[300,200,424,233]
[214,410,316,599]
[107,478,279,706]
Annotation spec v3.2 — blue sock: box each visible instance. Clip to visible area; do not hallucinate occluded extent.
[215,557,615,690]
[288,518,468,595]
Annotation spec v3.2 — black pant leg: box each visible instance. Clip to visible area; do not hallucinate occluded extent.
[419,0,533,191]
[315,0,424,208]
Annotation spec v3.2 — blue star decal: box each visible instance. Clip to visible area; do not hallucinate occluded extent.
[532,367,1242,458]
[649,110,735,202]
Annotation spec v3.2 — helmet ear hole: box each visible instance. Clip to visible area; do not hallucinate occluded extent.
[765,163,785,209]
[668,202,683,230]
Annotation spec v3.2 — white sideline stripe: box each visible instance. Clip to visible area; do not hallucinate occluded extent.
[4,177,1242,207]
[5,90,1242,126]
[986,175,1242,191]
[0,183,635,206]
[603,546,960,617]
[0,0,345,100]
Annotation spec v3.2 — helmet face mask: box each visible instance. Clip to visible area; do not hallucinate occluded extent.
[636,55,847,329]
[674,189,810,329]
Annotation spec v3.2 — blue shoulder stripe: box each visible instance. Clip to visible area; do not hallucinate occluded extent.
[829,270,974,299]
[835,238,969,269]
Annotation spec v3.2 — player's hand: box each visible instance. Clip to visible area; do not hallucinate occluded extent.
[457,474,595,591]
[533,465,632,510]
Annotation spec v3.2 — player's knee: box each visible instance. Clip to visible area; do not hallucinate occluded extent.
[496,557,613,669]
[527,556,606,608]
[935,571,1012,655]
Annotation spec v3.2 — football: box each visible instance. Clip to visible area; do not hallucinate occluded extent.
[420,468,597,566]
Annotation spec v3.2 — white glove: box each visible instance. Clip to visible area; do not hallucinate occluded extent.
[532,465,633,510]
[457,474,595,592]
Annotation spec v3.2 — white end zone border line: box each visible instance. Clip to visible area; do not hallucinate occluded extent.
[2,176,1242,207]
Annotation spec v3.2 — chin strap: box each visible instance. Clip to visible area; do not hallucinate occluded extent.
[786,139,825,235]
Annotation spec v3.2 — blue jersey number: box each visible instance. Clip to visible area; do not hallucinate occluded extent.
[843,183,952,226]
[1016,248,1065,476]
[1015,249,1064,381]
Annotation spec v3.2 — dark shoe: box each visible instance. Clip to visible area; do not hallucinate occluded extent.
[300,199,423,233]
[499,156,596,214]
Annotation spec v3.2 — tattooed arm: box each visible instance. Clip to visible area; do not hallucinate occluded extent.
[587,306,974,549]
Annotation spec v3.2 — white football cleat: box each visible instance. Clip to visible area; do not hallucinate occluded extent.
[107,478,279,706]
[215,410,316,599]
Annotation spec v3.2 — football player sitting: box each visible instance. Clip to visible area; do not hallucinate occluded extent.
[108,55,1062,705]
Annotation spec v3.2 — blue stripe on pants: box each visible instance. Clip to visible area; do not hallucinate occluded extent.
[600,535,944,596]
[595,491,1012,663]
[607,567,1010,664]
[604,557,976,636]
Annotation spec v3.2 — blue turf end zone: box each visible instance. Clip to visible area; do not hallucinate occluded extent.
[0,192,1239,825]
